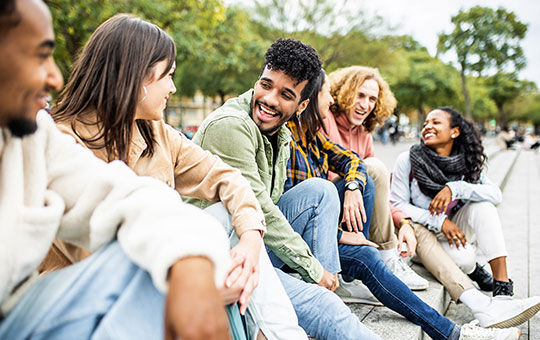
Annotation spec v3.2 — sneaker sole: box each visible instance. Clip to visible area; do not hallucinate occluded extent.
[339,297,383,306]
[409,284,429,291]
[487,300,540,328]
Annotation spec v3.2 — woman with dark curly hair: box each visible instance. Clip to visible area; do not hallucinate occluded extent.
[390,107,540,327]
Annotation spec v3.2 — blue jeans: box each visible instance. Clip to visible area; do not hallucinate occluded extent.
[0,242,169,339]
[269,178,381,340]
[339,244,460,340]
[334,176,375,239]
[269,178,341,275]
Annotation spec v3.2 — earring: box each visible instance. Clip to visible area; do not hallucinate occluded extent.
[140,86,147,102]
[451,134,456,138]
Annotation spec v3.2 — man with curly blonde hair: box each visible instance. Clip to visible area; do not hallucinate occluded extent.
[323,65,430,295]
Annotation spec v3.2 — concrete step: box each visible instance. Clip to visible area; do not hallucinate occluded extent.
[486,149,520,189]
[309,264,450,340]
[355,264,450,340]
[445,151,540,339]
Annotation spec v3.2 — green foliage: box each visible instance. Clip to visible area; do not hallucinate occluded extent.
[438,6,527,75]
[391,50,459,117]
[44,0,535,124]
[437,6,528,118]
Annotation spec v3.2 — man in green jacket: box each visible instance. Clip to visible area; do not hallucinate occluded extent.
[190,38,380,340]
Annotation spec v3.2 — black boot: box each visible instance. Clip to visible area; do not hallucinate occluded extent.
[493,278,514,297]
[468,263,494,291]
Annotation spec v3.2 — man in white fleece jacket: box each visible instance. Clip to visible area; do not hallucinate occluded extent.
[0,0,232,339]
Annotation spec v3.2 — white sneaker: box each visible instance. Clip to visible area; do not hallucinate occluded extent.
[335,275,383,306]
[385,255,429,290]
[459,320,521,339]
[473,295,540,328]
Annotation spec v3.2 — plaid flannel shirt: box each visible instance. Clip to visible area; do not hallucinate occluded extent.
[285,120,367,192]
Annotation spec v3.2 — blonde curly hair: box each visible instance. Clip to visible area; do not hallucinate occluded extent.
[329,66,396,133]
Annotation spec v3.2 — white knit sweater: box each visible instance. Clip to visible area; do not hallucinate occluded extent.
[0,111,230,312]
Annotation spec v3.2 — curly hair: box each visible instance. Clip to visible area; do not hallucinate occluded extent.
[0,0,21,38]
[328,66,396,132]
[262,38,322,102]
[438,106,486,183]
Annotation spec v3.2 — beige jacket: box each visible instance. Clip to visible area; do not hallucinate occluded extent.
[39,116,265,271]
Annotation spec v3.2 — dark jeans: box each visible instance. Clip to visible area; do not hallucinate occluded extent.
[335,176,375,240]
[339,244,459,340]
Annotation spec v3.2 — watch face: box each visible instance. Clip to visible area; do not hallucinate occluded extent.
[346,181,359,191]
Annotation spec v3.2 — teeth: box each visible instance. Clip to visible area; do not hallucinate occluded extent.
[424,133,435,138]
[355,110,366,115]
[260,105,277,116]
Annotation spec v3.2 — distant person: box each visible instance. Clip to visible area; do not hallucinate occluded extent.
[390,106,540,328]
[0,1,232,339]
[496,125,515,150]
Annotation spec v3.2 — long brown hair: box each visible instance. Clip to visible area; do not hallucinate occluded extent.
[52,14,176,162]
[290,69,327,145]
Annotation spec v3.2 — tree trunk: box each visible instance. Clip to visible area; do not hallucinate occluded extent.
[417,99,425,133]
[497,104,506,126]
[218,90,226,106]
[460,67,472,120]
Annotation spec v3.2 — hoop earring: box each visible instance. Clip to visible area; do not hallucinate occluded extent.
[140,86,147,103]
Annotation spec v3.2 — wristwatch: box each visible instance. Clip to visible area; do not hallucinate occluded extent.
[345,181,360,191]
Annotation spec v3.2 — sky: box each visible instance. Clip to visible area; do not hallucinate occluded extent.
[227,0,540,86]
[359,0,540,86]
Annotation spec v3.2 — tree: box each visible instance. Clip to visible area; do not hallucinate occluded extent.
[485,72,535,125]
[437,6,528,119]
[176,6,268,103]
[391,50,459,126]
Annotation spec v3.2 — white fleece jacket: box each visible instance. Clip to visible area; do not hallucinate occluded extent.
[0,111,230,311]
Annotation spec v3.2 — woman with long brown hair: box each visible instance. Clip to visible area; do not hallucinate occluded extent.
[50,14,306,340]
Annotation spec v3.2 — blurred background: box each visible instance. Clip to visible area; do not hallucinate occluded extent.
[44,0,540,143]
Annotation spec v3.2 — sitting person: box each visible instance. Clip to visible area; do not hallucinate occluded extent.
[285,68,534,338]
[390,106,540,328]
[48,14,306,340]
[324,65,500,296]
[189,38,522,340]
[322,66,428,290]
[0,1,231,339]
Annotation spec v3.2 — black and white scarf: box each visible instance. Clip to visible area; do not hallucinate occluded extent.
[409,143,466,198]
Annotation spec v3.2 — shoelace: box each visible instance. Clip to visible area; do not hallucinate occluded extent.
[388,257,411,273]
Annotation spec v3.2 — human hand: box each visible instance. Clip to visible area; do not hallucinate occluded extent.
[339,230,379,248]
[429,186,452,215]
[397,220,417,257]
[342,189,366,233]
[317,268,339,292]
[223,231,262,314]
[441,218,467,248]
[165,257,230,340]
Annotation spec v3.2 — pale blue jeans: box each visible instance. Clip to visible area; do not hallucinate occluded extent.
[269,178,382,340]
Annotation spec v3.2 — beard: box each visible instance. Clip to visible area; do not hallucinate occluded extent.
[7,117,38,138]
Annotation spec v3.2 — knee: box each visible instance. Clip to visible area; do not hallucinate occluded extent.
[469,201,497,215]
[443,244,476,274]
[364,157,390,184]
[305,177,340,206]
